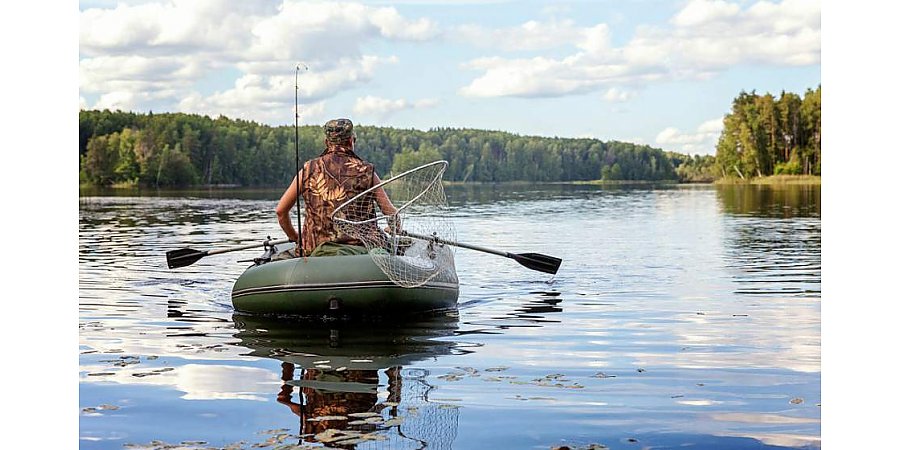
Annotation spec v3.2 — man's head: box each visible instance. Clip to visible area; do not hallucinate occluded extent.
[324,118,355,146]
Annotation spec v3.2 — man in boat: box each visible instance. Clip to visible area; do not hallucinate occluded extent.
[275,118,398,259]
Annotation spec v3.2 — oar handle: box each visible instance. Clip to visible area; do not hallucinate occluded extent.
[403,232,509,258]
[402,231,561,275]
[206,238,292,256]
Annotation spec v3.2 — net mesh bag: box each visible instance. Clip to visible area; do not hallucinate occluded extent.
[332,160,457,288]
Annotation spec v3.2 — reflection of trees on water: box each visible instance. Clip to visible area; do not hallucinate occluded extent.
[232,314,463,449]
[456,291,564,334]
[716,185,821,296]
[716,184,820,218]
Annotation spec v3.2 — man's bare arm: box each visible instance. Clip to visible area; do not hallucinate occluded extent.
[276,174,301,243]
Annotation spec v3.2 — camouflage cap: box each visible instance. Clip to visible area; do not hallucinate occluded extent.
[324,118,354,144]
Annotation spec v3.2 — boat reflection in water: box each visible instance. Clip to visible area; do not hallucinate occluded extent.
[232,313,465,449]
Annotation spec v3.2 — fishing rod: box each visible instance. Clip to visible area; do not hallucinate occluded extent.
[295,63,308,254]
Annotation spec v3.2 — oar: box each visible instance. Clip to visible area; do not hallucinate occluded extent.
[166,238,291,269]
[403,232,562,275]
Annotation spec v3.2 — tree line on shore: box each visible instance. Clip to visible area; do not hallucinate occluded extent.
[715,86,821,179]
[78,86,818,188]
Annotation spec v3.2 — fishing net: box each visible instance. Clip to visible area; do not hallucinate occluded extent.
[378,368,459,450]
[332,160,457,288]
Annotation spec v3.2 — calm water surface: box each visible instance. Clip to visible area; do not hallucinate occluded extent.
[79,184,821,449]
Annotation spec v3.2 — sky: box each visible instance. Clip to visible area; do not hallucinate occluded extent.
[78,0,821,156]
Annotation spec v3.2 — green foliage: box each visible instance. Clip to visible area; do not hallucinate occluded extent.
[774,149,803,175]
[155,144,198,186]
[391,144,443,175]
[715,86,821,179]
[83,134,119,185]
[79,109,703,187]
[669,152,717,183]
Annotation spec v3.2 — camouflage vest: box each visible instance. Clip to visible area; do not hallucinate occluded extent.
[299,146,375,256]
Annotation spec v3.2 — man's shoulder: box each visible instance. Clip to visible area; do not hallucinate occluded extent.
[329,152,374,167]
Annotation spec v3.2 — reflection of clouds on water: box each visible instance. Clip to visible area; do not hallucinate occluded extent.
[459,294,818,374]
[80,363,280,401]
[705,413,821,448]
[737,433,820,449]
[659,298,819,373]
[176,365,280,400]
[711,413,819,424]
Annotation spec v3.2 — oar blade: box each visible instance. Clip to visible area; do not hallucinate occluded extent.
[512,252,562,275]
[166,248,207,269]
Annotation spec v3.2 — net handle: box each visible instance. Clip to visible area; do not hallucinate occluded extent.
[332,160,448,225]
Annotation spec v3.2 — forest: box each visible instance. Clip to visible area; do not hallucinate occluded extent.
[715,86,821,179]
[79,110,718,187]
[78,86,818,188]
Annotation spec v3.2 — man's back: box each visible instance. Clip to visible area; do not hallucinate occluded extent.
[299,149,375,255]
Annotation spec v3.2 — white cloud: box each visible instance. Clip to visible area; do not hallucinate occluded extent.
[655,117,724,155]
[297,100,329,124]
[175,56,397,123]
[603,87,636,103]
[92,91,141,111]
[80,0,274,57]
[79,0,438,122]
[79,55,202,95]
[369,6,440,40]
[671,0,741,27]
[459,0,820,98]
[353,95,439,119]
[460,56,610,98]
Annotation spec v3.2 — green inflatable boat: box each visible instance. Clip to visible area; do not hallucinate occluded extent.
[231,242,459,316]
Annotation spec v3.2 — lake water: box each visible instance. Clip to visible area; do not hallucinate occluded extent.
[79,183,821,450]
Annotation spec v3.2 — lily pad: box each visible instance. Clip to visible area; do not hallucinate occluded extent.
[383,417,403,427]
[347,412,382,418]
[259,429,291,435]
[313,429,370,444]
[307,415,347,422]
